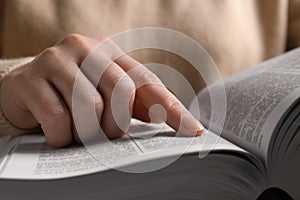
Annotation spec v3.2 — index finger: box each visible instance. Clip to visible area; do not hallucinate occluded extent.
[115,55,204,136]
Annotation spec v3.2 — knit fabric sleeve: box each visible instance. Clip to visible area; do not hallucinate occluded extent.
[0,57,39,136]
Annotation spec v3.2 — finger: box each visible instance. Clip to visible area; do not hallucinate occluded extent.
[115,55,204,136]
[55,34,100,64]
[133,99,164,123]
[41,56,104,143]
[20,79,72,147]
[0,72,38,129]
[56,36,133,139]
[133,99,151,122]
[97,61,135,138]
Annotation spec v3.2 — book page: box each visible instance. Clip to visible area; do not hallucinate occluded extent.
[0,120,243,180]
[193,48,300,161]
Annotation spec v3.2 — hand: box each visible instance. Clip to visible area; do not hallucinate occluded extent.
[0,34,204,147]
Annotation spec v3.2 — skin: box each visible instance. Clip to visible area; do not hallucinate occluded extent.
[0,34,204,148]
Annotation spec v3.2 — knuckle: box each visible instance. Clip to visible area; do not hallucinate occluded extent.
[61,33,92,57]
[38,47,67,75]
[84,88,101,104]
[94,95,104,119]
[38,48,64,73]
[44,105,69,122]
[99,36,117,49]
[112,73,135,91]
[163,93,181,112]
[131,67,162,85]
[63,33,86,45]
[76,88,104,113]
[63,33,84,42]
[40,47,61,61]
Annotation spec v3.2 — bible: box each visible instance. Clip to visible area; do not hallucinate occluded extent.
[0,48,299,200]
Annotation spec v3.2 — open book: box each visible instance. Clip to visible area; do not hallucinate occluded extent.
[0,48,299,200]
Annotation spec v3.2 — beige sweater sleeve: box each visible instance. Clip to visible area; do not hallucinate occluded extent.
[0,57,37,136]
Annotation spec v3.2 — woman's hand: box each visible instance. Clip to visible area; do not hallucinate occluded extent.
[0,34,203,147]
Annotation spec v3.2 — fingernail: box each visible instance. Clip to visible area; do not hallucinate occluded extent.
[196,123,205,136]
[182,115,204,137]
